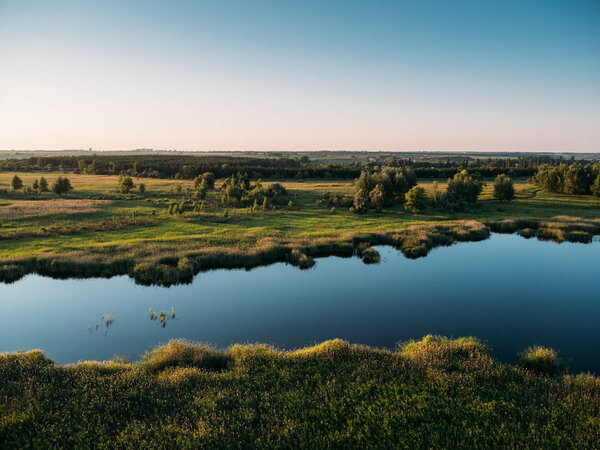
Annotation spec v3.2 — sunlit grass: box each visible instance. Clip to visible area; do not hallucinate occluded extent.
[1,336,599,447]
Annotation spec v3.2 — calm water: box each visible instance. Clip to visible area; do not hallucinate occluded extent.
[1,233,599,373]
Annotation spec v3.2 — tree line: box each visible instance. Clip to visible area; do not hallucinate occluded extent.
[531,163,600,196]
[9,174,72,196]
[0,153,581,181]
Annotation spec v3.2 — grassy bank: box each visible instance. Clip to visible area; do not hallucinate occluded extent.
[1,336,599,448]
[1,172,599,284]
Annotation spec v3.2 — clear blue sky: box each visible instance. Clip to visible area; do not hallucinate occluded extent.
[1,0,599,151]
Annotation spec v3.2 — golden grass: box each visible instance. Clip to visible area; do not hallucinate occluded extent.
[0,199,110,218]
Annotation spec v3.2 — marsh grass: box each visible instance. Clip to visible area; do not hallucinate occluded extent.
[1,336,600,447]
[489,216,600,243]
[518,345,565,376]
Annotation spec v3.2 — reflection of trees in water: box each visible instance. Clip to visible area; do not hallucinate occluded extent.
[88,315,115,337]
[149,307,176,328]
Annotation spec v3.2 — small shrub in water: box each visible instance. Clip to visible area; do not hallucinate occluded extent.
[361,247,380,264]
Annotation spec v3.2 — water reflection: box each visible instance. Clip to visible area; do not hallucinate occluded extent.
[2,234,600,373]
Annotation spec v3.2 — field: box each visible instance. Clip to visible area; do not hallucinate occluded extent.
[1,171,599,284]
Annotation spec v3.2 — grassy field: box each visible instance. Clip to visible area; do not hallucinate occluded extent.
[0,171,599,284]
[1,336,599,448]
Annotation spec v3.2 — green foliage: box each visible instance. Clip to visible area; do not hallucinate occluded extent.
[493,174,515,201]
[404,185,428,213]
[533,163,598,195]
[138,183,146,194]
[447,170,483,204]
[353,167,417,213]
[10,174,23,191]
[118,175,135,193]
[51,176,73,196]
[2,336,600,448]
[220,173,287,207]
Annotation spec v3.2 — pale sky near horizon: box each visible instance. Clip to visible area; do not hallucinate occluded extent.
[1,0,599,152]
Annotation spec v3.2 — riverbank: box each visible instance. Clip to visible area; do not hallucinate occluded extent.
[1,336,599,447]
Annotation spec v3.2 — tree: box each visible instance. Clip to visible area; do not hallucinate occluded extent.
[354,170,376,198]
[32,179,39,191]
[39,176,49,192]
[493,174,515,202]
[138,183,146,194]
[201,172,215,189]
[369,184,385,212]
[404,186,428,213]
[447,170,483,204]
[52,177,73,196]
[119,175,134,193]
[11,175,23,191]
[592,174,600,198]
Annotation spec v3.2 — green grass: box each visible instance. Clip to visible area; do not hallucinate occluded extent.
[1,336,599,448]
[0,172,599,284]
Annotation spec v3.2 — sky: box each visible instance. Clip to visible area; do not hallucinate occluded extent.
[0,0,599,152]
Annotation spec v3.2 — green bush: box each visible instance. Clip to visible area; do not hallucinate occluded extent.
[361,247,380,264]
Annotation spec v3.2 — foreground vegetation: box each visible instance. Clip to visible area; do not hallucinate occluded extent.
[1,168,600,285]
[1,336,599,448]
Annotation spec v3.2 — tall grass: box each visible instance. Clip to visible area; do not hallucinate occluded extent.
[1,336,600,447]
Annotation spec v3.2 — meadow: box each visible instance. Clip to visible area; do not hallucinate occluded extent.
[1,171,599,284]
[2,336,599,448]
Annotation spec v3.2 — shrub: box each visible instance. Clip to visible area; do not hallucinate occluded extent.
[288,249,315,269]
[493,174,515,201]
[518,346,564,375]
[350,196,369,214]
[361,247,380,264]
[119,175,135,193]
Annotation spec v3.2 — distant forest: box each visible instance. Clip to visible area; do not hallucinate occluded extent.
[0,152,598,180]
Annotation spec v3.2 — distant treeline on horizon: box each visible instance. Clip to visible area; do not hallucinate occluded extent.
[0,152,598,181]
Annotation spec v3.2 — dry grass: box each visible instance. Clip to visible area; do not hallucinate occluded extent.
[0,199,110,218]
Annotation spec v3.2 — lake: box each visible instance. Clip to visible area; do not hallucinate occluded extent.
[1,233,599,373]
